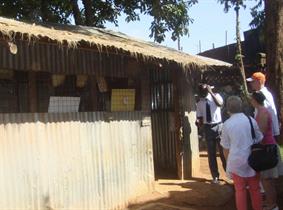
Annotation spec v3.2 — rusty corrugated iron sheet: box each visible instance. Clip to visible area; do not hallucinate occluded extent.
[150,69,177,176]
[0,40,126,77]
[151,112,177,174]
[0,111,154,210]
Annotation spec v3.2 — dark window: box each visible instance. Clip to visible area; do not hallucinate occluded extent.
[0,70,140,113]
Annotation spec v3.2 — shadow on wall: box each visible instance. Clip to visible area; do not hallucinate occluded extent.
[182,115,192,178]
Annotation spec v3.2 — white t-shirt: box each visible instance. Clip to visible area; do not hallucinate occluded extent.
[220,113,263,177]
[196,93,223,124]
[255,87,280,136]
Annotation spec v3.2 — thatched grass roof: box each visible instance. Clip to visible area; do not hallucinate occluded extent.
[0,16,231,69]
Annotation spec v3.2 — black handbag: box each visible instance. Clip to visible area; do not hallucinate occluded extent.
[246,115,278,172]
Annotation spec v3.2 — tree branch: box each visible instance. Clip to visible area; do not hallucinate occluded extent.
[71,0,83,25]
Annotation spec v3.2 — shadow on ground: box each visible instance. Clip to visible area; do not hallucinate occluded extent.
[127,148,283,210]
[127,174,283,210]
[127,177,235,210]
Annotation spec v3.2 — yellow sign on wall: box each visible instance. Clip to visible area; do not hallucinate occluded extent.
[111,89,135,111]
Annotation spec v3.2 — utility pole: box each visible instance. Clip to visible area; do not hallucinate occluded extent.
[225,30,228,45]
[199,40,201,53]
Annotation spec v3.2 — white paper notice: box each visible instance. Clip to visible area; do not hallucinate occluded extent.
[48,96,80,113]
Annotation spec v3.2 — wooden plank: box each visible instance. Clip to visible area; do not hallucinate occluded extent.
[172,69,182,179]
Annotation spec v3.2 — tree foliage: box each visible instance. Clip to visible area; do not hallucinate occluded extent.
[250,0,264,28]
[0,0,73,23]
[0,0,198,43]
[217,0,246,12]
[217,0,265,29]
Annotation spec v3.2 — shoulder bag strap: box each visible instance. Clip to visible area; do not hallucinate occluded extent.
[246,115,256,140]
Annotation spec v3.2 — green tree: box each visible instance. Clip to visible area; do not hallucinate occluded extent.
[0,0,72,23]
[0,0,198,43]
[219,0,283,142]
[249,0,264,29]
[218,0,247,93]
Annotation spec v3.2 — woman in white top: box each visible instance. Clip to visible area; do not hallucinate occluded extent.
[220,96,263,210]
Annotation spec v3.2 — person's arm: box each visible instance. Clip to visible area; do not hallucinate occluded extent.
[220,123,230,161]
[223,148,229,160]
[195,101,204,127]
[207,85,223,107]
[252,118,264,143]
[256,109,269,134]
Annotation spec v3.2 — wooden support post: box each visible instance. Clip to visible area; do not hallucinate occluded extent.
[28,72,37,112]
[172,70,182,179]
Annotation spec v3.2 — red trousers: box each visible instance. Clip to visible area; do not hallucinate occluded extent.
[232,173,262,210]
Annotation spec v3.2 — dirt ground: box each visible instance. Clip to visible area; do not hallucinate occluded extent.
[127,151,283,210]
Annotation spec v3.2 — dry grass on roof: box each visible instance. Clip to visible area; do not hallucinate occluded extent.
[0,16,231,68]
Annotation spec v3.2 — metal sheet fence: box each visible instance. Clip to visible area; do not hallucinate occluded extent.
[0,111,154,210]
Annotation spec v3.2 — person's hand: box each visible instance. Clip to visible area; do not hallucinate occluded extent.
[195,118,203,127]
[207,85,212,93]
[195,120,200,127]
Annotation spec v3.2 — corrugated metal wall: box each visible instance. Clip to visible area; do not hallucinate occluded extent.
[151,112,177,172]
[0,39,126,77]
[0,111,154,210]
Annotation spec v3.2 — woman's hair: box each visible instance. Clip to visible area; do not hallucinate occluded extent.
[251,91,266,105]
[226,96,242,113]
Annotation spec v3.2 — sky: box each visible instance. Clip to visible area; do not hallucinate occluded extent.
[105,0,261,55]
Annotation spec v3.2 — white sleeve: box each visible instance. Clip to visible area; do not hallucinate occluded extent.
[267,107,280,136]
[265,91,277,115]
[196,101,203,118]
[215,93,224,104]
[220,124,230,149]
[263,89,280,135]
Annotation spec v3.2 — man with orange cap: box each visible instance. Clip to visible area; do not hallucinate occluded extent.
[246,72,280,137]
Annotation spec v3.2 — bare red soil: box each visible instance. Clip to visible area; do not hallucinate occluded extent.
[127,152,283,210]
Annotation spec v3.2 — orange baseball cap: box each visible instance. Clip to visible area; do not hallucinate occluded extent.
[246,72,266,83]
